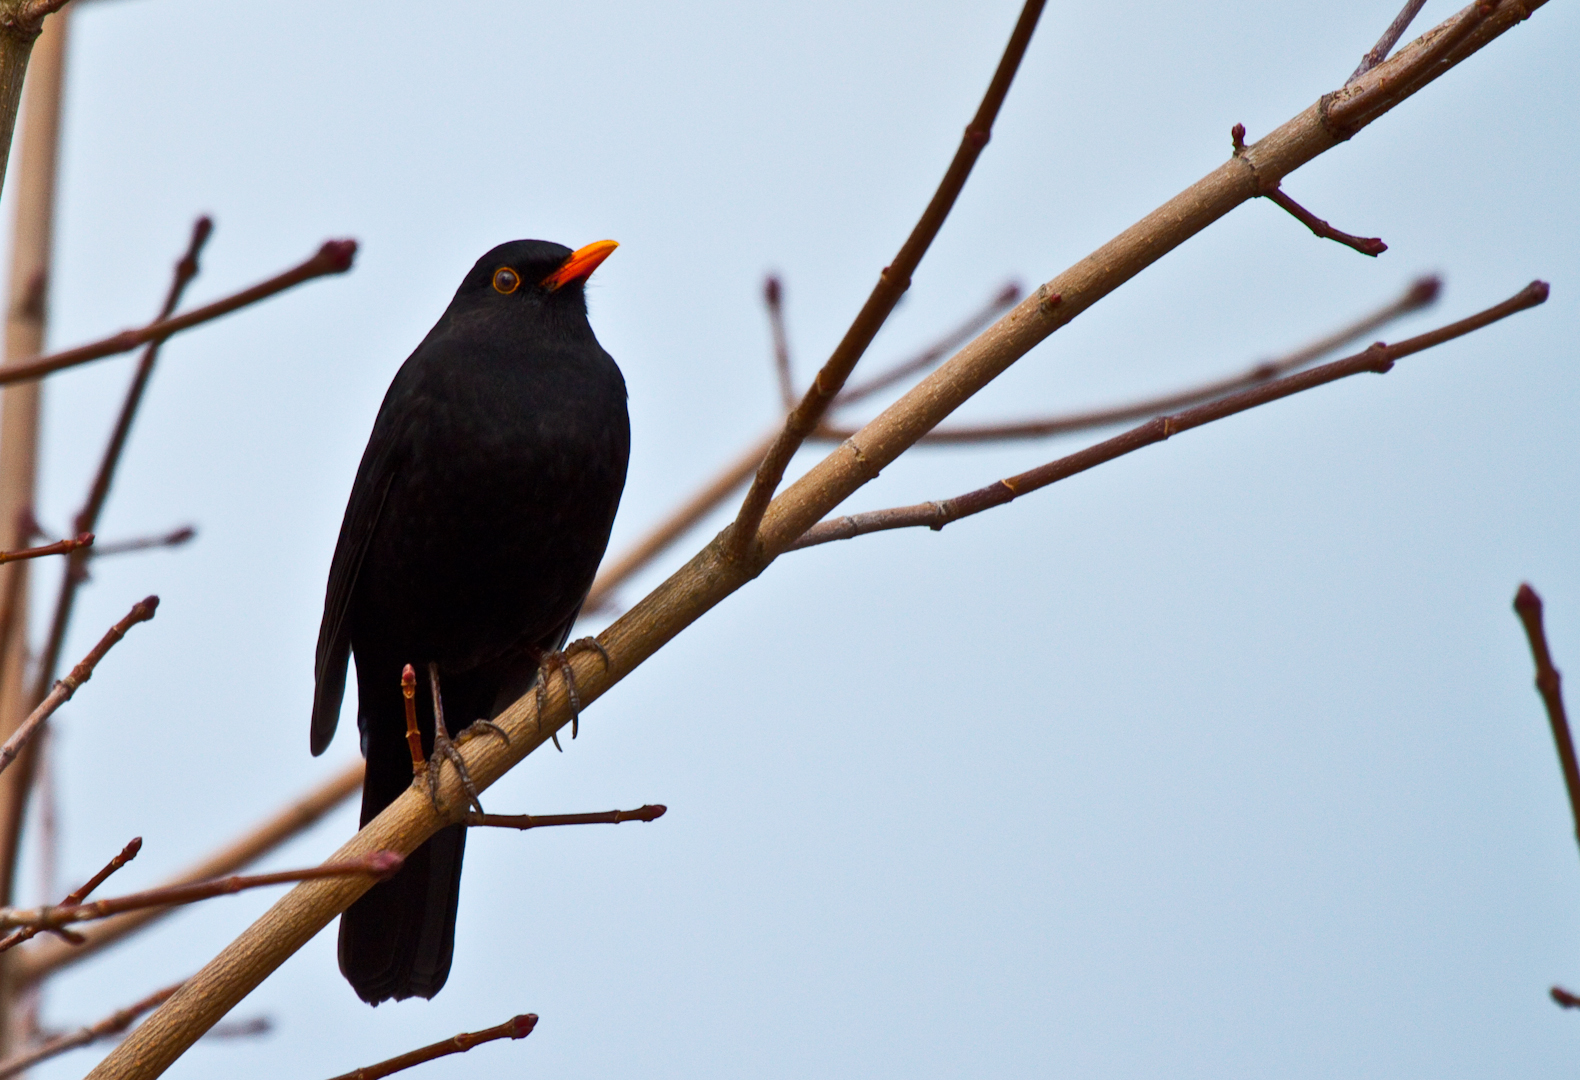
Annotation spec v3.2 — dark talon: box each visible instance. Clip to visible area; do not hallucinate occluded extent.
[426,663,486,814]
[529,639,604,745]
[458,718,509,746]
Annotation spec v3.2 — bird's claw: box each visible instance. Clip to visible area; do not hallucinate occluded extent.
[534,636,610,750]
[424,728,485,815]
[457,718,509,747]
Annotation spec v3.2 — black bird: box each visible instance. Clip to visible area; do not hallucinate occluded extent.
[311,239,630,1004]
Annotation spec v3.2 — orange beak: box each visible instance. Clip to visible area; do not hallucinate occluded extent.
[542,239,619,291]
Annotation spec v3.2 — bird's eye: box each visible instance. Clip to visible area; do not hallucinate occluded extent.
[492,267,521,294]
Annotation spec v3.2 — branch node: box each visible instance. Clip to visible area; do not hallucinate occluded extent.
[1230,122,1248,155]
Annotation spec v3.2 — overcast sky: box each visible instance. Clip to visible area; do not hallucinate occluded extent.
[5,1,1577,1077]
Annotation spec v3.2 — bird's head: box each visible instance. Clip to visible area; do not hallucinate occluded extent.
[459,238,618,315]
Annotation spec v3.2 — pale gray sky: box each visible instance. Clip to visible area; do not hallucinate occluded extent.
[8,1,1578,1077]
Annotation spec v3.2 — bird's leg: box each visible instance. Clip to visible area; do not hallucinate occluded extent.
[530,637,611,751]
[425,662,485,814]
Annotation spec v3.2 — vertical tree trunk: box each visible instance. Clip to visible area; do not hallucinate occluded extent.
[0,5,69,1059]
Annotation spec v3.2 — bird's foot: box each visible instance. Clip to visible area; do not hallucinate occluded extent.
[532,637,611,751]
[424,661,485,815]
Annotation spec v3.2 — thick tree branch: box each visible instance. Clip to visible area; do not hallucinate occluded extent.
[727,0,1047,558]
[0,237,357,387]
[789,283,1547,550]
[0,595,157,779]
[1514,584,1580,855]
[323,1013,537,1080]
[89,5,1549,1075]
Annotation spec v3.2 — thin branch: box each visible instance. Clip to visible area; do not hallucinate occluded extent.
[836,281,1022,405]
[0,836,140,951]
[764,276,794,411]
[402,664,424,774]
[0,981,181,1080]
[89,525,195,559]
[1514,584,1580,854]
[0,595,158,779]
[0,531,89,564]
[1552,986,1580,1009]
[323,1014,538,1080]
[817,275,1441,444]
[1350,0,1430,82]
[15,760,364,984]
[0,236,358,387]
[87,6,1551,1073]
[1264,185,1387,256]
[727,0,1048,559]
[465,804,666,830]
[789,282,1547,550]
[0,851,402,935]
[204,1016,271,1040]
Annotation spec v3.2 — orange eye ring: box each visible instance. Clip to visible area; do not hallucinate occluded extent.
[492,267,521,294]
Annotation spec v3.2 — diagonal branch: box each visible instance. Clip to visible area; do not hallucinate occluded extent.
[789,283,1547,550]
[726,0,1047,559]
[0,980,181,1080]
[0,532,89,565]
[1350,0,1430,82]
[1264,185,1387,256]
[0,595,158,779]
[0,236,357,387]
[87,5,1550,1075]
[0,836,140,952]
[323,1013,537,1080]
[1514,584,1580,854]
[14,760,363,984]
[817,275,1440,444]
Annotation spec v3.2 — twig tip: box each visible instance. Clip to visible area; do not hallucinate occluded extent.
[763,276,782,306]
[367,850,405,879]
[1406,275,1442,308]
[509,1013,539,1038]
[319,239,359,273]
[1515,582,1542,615]
[134,596,160,621]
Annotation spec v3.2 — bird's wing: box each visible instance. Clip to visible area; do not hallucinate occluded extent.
[311,452,395,756]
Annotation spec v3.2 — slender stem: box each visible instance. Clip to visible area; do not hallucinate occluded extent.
[402,664,424,774]
[323,1014,537,1080]
[1264,186,1386,256]
[1513,584,1580,854]
[465,804,666,830]
[14,760,364,985]
[1552,986,1580,1009]
[1350,0,1430,82]
[0,237,358,387]
[0,836,140,952]
[88,525,194,558]
[0,595,158,779]
[0,531,87,563]
[763,276,794,411]
[727,0,1047,559]
[817,276,1440,444]
[789,283,1547,550]
[0,852,402,934]
[0,981,181,1080]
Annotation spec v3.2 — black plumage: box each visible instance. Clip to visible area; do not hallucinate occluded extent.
[312,239,629,1004]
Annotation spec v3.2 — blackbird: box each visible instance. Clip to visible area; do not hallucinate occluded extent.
[311,239,630,1004]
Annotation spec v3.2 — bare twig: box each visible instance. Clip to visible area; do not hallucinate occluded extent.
[88,6,1552,1073]
[323,1013,538,1080]
[1350,0,1430,82]
[764,276,794,410]
[465,804,666,830]
[15,760,363,984]
[1264,185,1387,256]
[0,236,358,387]
[0,981,180,1080]
[1552,986,1580,1009]
[89,526,195,559]
[727,0,1047,559]
[0,851,402,934]
[1514,584,1580,854]
[0,531,88,564]
[790,282,1548,550]
[836,281,1023,405]
[204,1016,271,1040]
[0,836,140,952]
[817,275,1440,444]
[402,664,424,774]
[0,595,158,779]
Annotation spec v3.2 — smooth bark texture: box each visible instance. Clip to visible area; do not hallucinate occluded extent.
[87,4,1547,1076]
